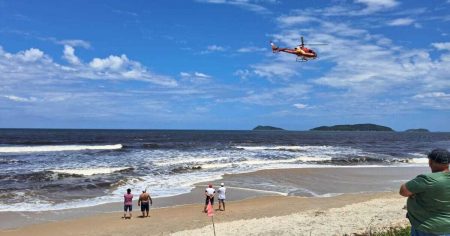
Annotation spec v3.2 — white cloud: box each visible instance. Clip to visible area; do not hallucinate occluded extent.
[293,103,308,109]
[9,48,45,62]
[57,39,90,48]
[432,42,450,51]
[234,69,252,80]
[179,71,212,83]
[413,92,450,110]
[276,15,318,26]
[252,61,298,80]
[414,92,450,99]
[195,0,273,14]
[0,45,177,86]
[207,45,225,52]
[63,45,81,65]
[237,46,266,53]
[2,95,37,102]
[387,18,415,26]
[200,45,226,54]
[89,55,129,71]
[234,84,310,106]
[354,0,399,14]
[194,72,211,78]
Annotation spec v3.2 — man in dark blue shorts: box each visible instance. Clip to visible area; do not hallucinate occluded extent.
[138,190,153,217]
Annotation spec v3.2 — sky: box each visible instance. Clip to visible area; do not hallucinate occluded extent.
[0,0,449,131]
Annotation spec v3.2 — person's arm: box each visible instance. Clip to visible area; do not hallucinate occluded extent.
[138,195,141,206]
[399,184,413,197]
[400,175,430,197]
[149,195,153,205]
[205,190,209,197]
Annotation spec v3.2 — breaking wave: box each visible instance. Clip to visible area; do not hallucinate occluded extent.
[0,144,123,153]
[50,167,132,176]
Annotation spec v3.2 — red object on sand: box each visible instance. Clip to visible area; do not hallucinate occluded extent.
[207,200,214,217]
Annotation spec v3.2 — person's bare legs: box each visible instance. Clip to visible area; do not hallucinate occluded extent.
[146,209,149,217]
[219,200,225,211]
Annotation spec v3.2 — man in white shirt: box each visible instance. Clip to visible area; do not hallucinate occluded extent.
[217,183,226,211]
[203,184,215,213]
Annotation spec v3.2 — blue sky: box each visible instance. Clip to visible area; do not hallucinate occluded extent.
[0,0,449,131]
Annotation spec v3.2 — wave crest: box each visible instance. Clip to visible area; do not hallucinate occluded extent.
[0,144,123,153]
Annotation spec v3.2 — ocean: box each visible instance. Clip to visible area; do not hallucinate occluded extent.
[0,129,449,212]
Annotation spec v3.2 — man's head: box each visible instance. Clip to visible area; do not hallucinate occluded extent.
[127,188,131,194]
[428,148,450,172]
[142,190,146,193]
[220,183,224,187]
[208,184,212,188]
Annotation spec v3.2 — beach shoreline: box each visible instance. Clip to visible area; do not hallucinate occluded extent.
[0,166,425,235]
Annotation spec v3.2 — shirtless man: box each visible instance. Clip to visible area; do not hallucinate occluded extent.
[138,190,153,217]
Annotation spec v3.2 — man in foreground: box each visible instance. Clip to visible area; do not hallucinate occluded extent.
[399,148,450,235]
[138,189,153,217]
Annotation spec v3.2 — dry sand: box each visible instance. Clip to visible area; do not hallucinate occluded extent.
[173,194,408,236]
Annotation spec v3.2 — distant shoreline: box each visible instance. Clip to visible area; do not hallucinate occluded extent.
[1,127,447,132]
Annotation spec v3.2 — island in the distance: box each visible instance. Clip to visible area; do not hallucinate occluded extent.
[252,125,285,131]
[405,128,430,132]
[310,123,394,131]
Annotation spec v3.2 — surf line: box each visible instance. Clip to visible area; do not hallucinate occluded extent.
[226,186,288,196]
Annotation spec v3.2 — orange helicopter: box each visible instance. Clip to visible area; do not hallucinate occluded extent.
[271,36,325,62]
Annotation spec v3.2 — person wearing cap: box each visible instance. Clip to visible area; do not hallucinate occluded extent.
[203,184,215,213]
[217,183,226,211]
[138,189,152,218]
[399,148,450,235]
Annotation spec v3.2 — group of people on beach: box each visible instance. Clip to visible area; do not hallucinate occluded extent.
[204,183,227,212]
[122,183,226,219]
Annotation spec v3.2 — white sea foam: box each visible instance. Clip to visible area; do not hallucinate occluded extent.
[235,145,361,156]
[296,156,333,162]
[408,158,428,164]
[153,156,229,166]
[51,167,130,176]
[235,145,305,151]
[0,144,122,153]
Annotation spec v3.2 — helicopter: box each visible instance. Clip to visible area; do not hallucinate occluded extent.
[271,36,326,62]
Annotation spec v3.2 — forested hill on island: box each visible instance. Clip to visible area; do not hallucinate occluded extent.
[252,125,285,131]
[310,124,394,131]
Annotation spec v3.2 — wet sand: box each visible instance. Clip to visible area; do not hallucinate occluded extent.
[0,166,427,235]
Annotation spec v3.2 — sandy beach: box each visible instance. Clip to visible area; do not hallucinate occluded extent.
[0,166,425,236]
